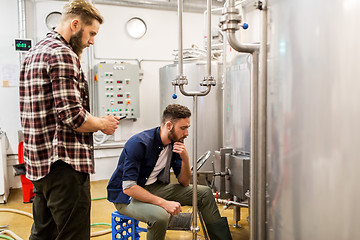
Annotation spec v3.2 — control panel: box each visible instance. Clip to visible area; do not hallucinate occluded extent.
[94,63,140,118]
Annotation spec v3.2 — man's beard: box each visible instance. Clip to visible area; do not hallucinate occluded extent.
[69,29,85,57]
[168,128,186,143]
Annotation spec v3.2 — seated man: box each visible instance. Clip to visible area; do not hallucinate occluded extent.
[107,104,232,240]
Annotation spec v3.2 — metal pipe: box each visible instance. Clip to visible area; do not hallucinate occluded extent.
[227,31,259,53]
[221,30,227,147]
[250,51,259,240]
[178,0,184,77]
[174,0,213,97]
[93,56,173,69]
[18,0,26,39]
[207,0,212,77]
[215,198,249,208]
[221,1,265,239]
[17,0,26,65]
[174,1,214,238]
[88,46,95,113]
[257,3,268,240]
[192,95,199,239]
[179,85,211,97]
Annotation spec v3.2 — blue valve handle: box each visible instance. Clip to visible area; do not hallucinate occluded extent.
[172,94,178,99]
[242,23,249,29]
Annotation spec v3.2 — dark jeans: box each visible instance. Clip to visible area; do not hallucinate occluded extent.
[30,161,91,240]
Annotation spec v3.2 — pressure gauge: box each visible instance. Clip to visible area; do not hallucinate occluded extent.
[125,17,147,39]
[45,11,62,31]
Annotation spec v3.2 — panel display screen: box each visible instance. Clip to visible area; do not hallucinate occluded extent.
[15,39,32,52]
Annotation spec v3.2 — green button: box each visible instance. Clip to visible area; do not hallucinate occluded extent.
[131,109,134,111]
[107,109,110,112]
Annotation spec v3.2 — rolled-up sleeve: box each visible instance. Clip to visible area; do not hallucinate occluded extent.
[49,49,87,129]
[123,180,137,190]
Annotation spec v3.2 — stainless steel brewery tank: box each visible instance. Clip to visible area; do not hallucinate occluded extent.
[224,53,251,153]
[212,53,252,198]
[159,61,222,171]
[267,0,360,239]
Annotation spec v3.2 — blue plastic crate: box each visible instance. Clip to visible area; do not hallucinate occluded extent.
[112,211,147,240]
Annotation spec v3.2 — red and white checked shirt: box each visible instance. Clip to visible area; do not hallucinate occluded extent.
[19,31,94,181]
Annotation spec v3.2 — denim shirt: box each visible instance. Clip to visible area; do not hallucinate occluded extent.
[107,127,183,204]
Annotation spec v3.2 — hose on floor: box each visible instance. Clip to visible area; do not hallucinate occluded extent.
[0,235,14,240]
[0,233,14,240]
[0,208,32,218]
[0,208,111,238]
[90,223,112,237]
[0,230,21,240]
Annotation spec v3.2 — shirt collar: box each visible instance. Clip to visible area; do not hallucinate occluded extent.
[47,30,73,50]
[155,127,166,149]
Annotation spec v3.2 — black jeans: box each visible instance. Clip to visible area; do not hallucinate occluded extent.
[30,161,91,240]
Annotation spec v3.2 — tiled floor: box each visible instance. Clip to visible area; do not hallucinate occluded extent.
[0,180,249,239]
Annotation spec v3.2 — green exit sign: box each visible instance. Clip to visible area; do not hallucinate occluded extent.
[15,39,32,52]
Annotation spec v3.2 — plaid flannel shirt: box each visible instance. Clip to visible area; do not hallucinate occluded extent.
[19,31,94,181]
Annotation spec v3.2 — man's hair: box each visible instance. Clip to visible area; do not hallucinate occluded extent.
[162,104,191,124]
[62,0,103,25]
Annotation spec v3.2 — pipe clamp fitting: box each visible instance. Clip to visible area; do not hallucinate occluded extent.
[219,10,242,31]
[200,76,216,86]
[172,75,188,86]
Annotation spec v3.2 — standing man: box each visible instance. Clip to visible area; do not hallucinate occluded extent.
[19,1,118,239]
[107,104,232,240]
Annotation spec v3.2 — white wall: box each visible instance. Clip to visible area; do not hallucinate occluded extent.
[0,0,21,155]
